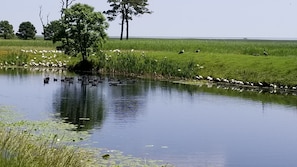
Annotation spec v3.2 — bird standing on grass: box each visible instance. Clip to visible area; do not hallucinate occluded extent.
[178,49,184,54]
[263,49,268,56]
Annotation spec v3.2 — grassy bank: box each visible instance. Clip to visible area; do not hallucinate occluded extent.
[100,38,297,86]
[0,106,97,167]
[1,38,297,86]
[0,106,169,167]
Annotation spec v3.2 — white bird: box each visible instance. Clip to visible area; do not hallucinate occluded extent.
[207,76,213,81]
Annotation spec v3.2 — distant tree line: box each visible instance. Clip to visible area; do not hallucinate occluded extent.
[0,0,152,69]
[1,0,151,41]
[0,20,36,39]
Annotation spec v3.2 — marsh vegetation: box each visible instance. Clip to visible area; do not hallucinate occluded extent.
[1,38,297,166]
[1,38,297,88]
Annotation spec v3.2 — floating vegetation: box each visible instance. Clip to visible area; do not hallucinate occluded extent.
[0,106,173,167]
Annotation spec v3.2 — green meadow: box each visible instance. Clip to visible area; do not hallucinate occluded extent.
[101,38,297,86]
[1,38,297,86]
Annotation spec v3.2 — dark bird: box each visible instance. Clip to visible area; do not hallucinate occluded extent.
[195,49,200,53]
[102,154,110,160]
[43,77,49,84]
[178,49,184,54]
[263,49,268,56]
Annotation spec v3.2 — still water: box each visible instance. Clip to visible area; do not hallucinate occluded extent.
[1,68,297,167]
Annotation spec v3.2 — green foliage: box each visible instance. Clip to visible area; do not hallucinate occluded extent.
[0,20,14,39]
[57,3,108,61]
[1,38,297,86]
[0,51,28,66]
[16,21,37,40]
[94,50,201,80]
[43,20,63,41]
[0,48,74,69]
[98,39,297,86]
[0,106,95,167]
[104,0,152,40]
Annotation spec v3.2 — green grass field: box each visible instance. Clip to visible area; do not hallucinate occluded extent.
[1,38,297,86]
[101,38,297,86]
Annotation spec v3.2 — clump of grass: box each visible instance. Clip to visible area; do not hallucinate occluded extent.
[0,49,75,68]
[0,50,28,66]
[0,107,172,167]
[94,50,202,80]
[0,128,101,167]
[0,106,97,167]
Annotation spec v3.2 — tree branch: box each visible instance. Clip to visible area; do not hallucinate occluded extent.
[39,6,45,27]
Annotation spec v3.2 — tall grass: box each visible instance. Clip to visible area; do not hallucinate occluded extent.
[99,38,297,86]
[0,106,171,167]
[1,38,297,86]
[90,50,202,79]
[0,106,97,167]
[0,129,98,167]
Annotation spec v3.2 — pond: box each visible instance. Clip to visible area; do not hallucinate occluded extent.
[1,67,297,167]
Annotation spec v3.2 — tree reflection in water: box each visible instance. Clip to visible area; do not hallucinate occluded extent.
[108,81,146,124]
[53,76,147,130]
[53,77,105,130]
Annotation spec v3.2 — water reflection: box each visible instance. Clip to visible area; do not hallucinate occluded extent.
[2,68,297,166]
[109,84,146,123]
[53,78,105,130]
[52,76,147,130]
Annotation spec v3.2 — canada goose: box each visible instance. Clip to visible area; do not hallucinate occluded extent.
[263,50,268,56]
[44,77,49,84]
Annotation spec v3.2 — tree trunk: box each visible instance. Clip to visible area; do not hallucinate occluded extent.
[120,12,124,40]
[125,16,129,40]
[125,6,129,40]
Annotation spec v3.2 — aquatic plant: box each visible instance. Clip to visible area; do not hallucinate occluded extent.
[0,106,172,167]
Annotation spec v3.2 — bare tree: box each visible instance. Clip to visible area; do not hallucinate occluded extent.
[60,0,76,16]
[39,6,50,40]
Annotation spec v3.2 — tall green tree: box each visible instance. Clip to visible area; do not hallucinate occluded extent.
[0,20,14,39]
[56,3,108,61]
[104,0,152,40]
[43,20,63,40]
[16,21,37,40]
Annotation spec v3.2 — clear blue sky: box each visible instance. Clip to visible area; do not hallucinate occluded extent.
[1,0,297,39]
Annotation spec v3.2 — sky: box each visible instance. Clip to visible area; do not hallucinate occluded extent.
[1,0,297,39]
